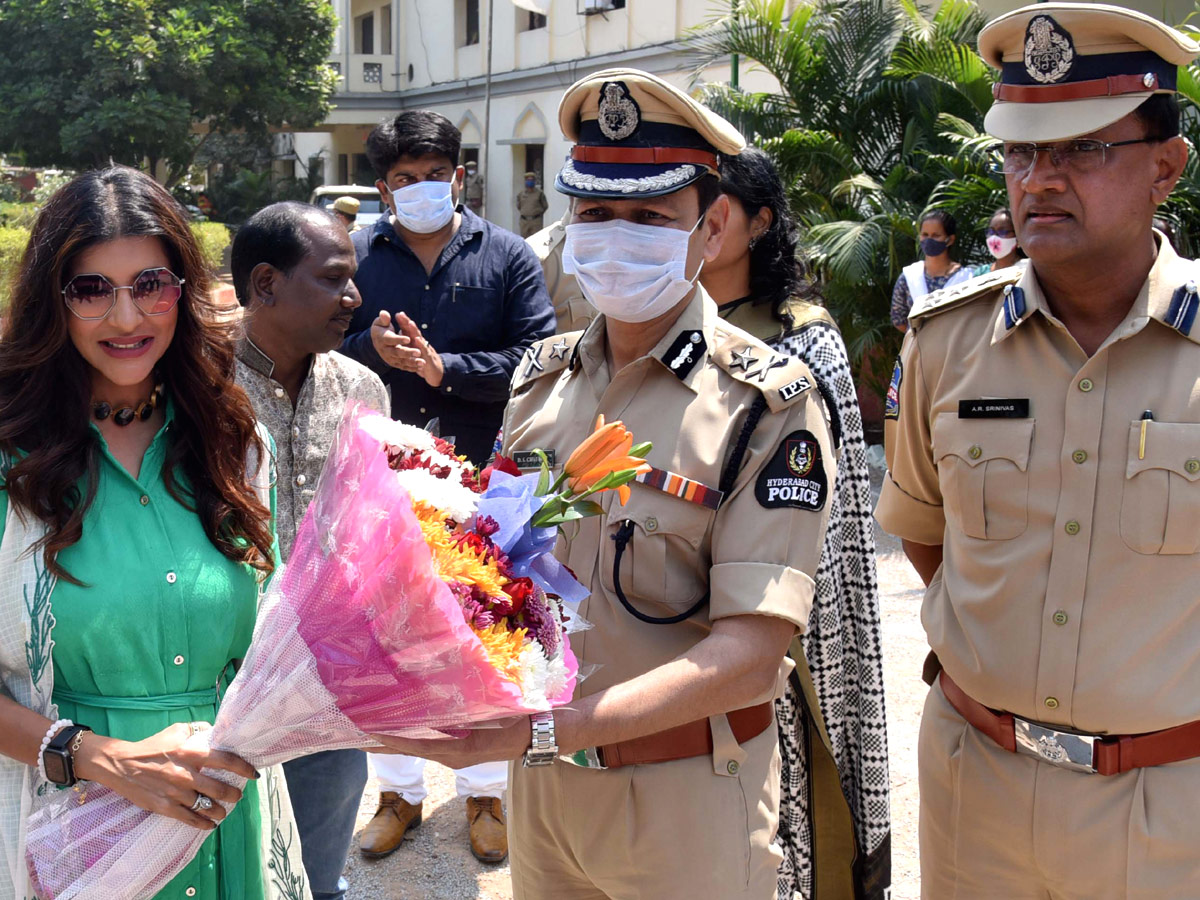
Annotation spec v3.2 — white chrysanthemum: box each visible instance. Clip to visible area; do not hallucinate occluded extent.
[394,469,479,522]
[360,415,437,452]
[516,641,571,709]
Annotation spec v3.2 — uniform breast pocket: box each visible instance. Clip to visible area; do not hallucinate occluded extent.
[599,495,713,617]
[933,413,1035,541]
[1120,421,1200,555]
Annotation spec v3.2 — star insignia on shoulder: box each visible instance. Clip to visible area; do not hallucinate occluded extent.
[731,347,757,371]
[549,339,569,360]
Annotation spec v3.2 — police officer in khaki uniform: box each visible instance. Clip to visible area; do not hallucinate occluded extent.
[875,5,1200,897]
[516,171,548,237]
[372,68,835,899]
[526,211,596,333]
[464,160,485,216]
[331,195,361,233]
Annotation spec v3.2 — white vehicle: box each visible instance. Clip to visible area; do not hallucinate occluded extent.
[309,185,386,228]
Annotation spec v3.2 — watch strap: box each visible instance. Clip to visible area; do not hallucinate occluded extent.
[523,711,557,767]
[43,725,91,787]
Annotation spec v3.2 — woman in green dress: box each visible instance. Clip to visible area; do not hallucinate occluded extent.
[0,167,306,899]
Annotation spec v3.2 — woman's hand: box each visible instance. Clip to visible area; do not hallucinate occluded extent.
[73,723,258,830]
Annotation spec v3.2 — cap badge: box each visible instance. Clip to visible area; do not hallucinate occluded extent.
[1024,15,1075,84]
[597,81,640,142]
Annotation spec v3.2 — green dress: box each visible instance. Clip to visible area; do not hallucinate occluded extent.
[0,402,268,900]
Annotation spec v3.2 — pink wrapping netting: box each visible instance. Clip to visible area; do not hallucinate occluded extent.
[26,408,579,899]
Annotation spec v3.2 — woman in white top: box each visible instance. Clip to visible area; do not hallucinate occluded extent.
[889,209,971,332]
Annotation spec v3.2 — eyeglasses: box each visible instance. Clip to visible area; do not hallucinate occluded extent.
[991,138,1157,176]
[62,267,184,320]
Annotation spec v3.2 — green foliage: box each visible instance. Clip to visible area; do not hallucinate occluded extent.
[189,222,232,273]
[0,202,38,228]
[0,0,337,186]
[203,166,320,225]
[690,0,1001,374]
[0,225,31,309]
[1158,7,1200,257]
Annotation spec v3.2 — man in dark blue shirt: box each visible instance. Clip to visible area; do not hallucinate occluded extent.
[340,108,552,867]
[341,109,554,466]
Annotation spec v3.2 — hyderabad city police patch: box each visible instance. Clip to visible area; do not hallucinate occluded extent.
[884,357,902,421]
[755,430,828,511]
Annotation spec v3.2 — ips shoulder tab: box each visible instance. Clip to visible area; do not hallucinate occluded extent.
[511,332,583,394]
[713,321,818,414]
[909,266,1022,326]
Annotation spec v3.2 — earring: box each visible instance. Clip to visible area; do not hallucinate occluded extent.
[748,234,761,250]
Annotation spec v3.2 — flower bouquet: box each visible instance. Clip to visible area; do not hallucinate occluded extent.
[25,405,649,900]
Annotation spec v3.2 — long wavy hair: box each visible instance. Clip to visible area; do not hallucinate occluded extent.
[718,147,818,328]
[0,166,274,583]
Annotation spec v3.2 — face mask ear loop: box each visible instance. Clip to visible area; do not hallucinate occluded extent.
[683,214,708,285]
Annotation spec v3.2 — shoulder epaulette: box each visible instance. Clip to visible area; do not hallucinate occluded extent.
[510,331,583,394]
[713,320,818,414]
[525,220,565,262]
[1165,270,1200,342]
[909,266,1022,325]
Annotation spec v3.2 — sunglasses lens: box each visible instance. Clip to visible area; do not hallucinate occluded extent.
[64,275,113,317]
[132,269,182,314]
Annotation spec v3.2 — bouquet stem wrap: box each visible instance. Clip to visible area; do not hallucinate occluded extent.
[26,406,581,899]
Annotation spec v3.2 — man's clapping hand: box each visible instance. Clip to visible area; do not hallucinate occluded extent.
[369,311,445,387]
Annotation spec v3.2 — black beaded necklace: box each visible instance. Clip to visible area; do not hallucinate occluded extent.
[92,384,164,427]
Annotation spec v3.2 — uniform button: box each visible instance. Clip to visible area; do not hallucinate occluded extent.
[1053,610,1068,625]
[1064,520,1080,535]
[139,494,150,506]
[1187,459,1200,475]
[726,760,740,775]
[173,655,185,666]
[274,387,285,399]
[968,444,982,460]
[166,572,177,584]
[185,888,196,897]
[296,474,307,486]
[1072,450,1088,464]
[645,517,658,532]
[1044,697,1060,710]
[1078,378,1094,392]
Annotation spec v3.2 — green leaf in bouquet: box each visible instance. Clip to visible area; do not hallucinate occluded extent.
[534,448,552,495]
[567,499,605,518]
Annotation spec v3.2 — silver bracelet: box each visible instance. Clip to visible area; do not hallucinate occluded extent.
[37,718,73,782]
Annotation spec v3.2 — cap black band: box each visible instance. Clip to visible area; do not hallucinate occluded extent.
[577,119,717,153]
[1001,50,1176,90]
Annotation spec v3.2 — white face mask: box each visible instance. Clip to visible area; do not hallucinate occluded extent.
[562,218,705,324]
[986,234,1018,259]
[387,180,455,234]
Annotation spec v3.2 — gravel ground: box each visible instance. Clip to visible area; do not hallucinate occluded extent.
[342,466,929,900]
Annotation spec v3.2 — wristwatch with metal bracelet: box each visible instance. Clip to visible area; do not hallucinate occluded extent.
[523,711,557,767]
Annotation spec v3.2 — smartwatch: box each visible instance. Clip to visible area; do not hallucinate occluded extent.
[43,725,92,787]
[523,711,557,767]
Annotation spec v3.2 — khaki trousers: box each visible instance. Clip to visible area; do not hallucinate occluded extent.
[508,722,783,899]
[920,679,1200,899]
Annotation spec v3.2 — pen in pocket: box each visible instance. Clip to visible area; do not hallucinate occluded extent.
[1139,409,1153,460]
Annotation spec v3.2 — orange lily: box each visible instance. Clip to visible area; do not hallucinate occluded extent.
[564,415,633,480]
[567,455,652,495]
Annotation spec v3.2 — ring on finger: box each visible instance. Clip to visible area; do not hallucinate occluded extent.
[186,721,207,737]
[190,793,214,813]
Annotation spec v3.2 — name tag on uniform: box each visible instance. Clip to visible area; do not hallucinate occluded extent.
[958,399,1030,419]
[512,449,556,470]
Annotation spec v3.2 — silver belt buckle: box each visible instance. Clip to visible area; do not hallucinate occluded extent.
[1013,718,1097,773]
[559,747,607,770]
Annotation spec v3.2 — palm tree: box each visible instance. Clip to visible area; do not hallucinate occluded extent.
[689,0,1000,379]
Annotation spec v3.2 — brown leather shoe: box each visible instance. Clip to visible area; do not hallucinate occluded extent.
[359,792,422,859]
[466,796,508,863]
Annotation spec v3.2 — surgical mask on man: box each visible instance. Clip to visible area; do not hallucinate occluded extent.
[387,180,455,233]
[920,237,949,257]
[986,233,1018,259]
[562,217,705,323]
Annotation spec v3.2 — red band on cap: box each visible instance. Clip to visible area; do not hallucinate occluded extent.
[571,146,719,170]
[993,72,1161,103]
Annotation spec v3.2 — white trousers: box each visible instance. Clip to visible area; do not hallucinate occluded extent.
[369,753,508,805]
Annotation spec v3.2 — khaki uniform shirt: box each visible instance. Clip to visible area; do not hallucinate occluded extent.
[876,237,1200,735]
[465,173,484,210]
[526,216,596,334]
[516,188,548,219]
[503,287,834,696]
[235,339,389,560]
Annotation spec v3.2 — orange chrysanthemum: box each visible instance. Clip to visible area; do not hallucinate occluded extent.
[472,622,528,684]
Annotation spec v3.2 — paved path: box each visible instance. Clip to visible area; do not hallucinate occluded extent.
[343,483,930,900]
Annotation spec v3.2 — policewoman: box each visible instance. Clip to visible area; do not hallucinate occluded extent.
[875,5,1200,897]
[370,69,836,898]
